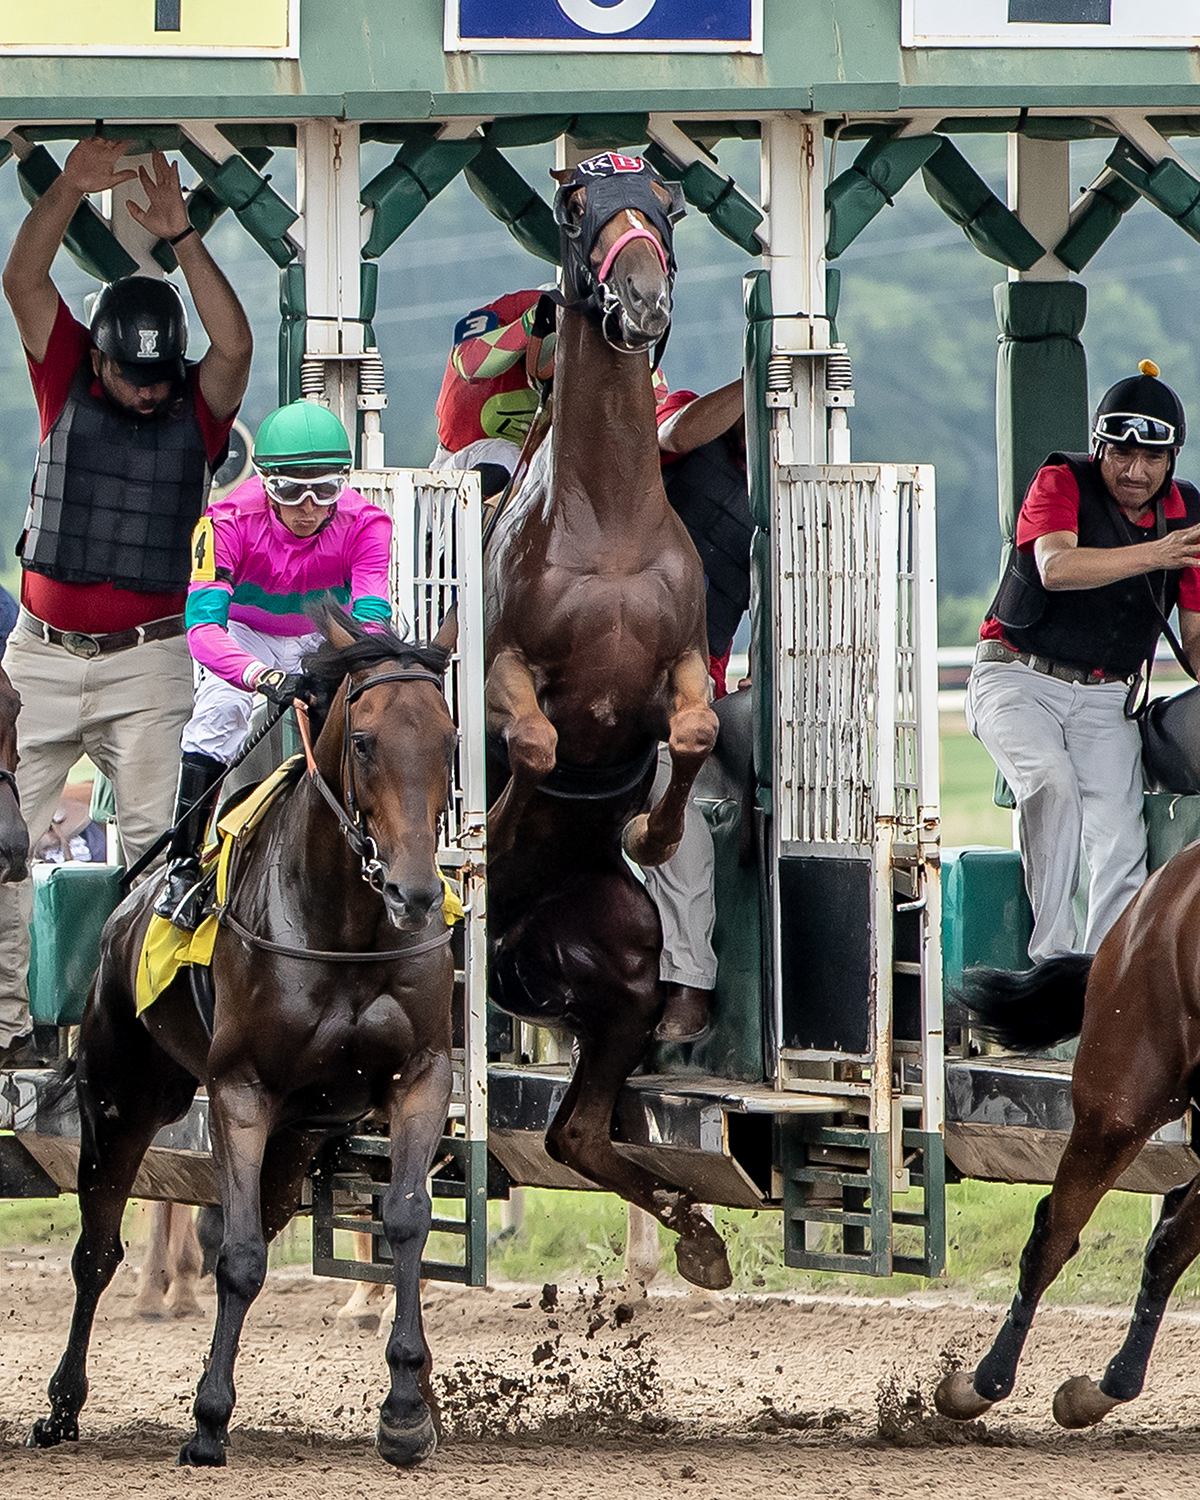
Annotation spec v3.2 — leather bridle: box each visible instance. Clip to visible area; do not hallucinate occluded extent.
[218,665,454,965]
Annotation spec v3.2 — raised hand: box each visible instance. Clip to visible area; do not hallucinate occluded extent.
[60,137,139,196]
[125,150,191,241]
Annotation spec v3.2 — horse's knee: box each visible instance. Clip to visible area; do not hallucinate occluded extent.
[669,706,718,761]
[506,716,557,780]
[380,1185,431,1255]
[215,1238,267,1303]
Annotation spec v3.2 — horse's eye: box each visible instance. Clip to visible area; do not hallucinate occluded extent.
[351,733,373,759]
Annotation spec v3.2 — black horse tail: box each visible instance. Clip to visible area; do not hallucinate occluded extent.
[38,1055,78,1115]
[956,955,1094,1052]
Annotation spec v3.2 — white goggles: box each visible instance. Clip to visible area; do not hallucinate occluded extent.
[1093,413,1177,448]
[263,471,348,506]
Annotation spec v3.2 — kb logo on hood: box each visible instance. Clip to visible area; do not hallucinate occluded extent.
[137,329,159,358]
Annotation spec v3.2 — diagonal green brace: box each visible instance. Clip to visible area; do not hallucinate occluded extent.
[16,146,137,284]
[1106,137,1200,249]
[643,142,763,255]
[361,137,483,260]
[179,139,298,268]
[921,138,1045,271]
[825,133,943,259]
[464,146,559,265]
[1054,171,1140,274]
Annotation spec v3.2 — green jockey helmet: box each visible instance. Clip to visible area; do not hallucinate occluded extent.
[252,400,353,473]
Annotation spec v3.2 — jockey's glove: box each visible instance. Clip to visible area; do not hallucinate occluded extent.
[256,669,306,707]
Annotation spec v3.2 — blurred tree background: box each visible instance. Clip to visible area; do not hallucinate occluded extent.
[0,133,1197,643]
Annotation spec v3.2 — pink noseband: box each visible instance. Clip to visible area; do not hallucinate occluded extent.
[596,225,669,285]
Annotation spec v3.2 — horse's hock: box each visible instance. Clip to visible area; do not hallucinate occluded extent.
[4,3,1200,1303]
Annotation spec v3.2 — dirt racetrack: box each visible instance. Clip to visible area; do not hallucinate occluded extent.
[5,1252,1200,1499]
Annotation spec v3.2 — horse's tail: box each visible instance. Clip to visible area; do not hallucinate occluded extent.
[956,954,1094,1051]
[38,1054,78,1115]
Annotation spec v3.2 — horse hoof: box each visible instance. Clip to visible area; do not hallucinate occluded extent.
[27,1414,77,1448]
[1053,1375,1122,1429]
[376,1410,437,1468]
[177,1436,228,1467]
[337,1309,382,1334]
[674,1235,733,1292]
[933,1371,994,1421]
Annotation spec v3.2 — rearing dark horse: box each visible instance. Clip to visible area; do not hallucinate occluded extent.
[30,613,458,1469]
[484,153,730,1290]
[936,840,1200,1430]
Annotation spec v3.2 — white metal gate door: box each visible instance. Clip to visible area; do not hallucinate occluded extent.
[772,462,945,1276]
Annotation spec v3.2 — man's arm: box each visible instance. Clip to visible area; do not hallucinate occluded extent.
[1180,608,1200,679]
[126,153,252,422]
[2,138,138,363]
[658,378,743,456]
[1035,525,1200,590]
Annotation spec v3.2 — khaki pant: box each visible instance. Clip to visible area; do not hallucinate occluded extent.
[0,630,193,1043]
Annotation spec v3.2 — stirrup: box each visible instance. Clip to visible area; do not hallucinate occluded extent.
[153,860,205,931]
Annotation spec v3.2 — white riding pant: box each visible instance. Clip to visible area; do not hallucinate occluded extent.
[181,620,319,764]
[965,657,1146,962]
[0,629,193,1044]
[430,438,522,474]
[641,744,718,989]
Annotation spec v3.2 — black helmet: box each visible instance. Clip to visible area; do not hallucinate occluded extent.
[90,276,188,388]
[1093,360,1186,451]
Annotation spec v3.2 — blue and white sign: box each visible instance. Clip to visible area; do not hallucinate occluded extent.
[904,0,1200,47]
[446,1,760,53]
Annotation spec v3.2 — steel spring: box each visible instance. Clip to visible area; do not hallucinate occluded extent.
[825,348,854,390]
[299,359,325,399]
[766,353,792,392]
[358,350,386,395]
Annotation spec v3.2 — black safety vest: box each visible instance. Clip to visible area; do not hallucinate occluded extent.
[662,434,753,658]
[21,362,215,594]
[987,451,1200,678]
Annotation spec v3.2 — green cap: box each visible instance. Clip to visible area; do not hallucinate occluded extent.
[252,401,353,473]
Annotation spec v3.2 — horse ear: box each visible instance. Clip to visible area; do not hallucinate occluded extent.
[325,614,357,651]
[432,608,459,654]
[549,167,574,184]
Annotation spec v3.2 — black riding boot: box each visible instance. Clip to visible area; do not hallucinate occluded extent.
[152,751,227,930]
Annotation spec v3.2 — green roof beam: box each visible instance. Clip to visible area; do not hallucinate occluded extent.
[178,126,298,268]
[644,119,764,256]
[1105,136,1200,247]
[1054,168,1140,274]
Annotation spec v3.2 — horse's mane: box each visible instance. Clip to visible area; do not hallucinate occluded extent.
[300,605,449,728]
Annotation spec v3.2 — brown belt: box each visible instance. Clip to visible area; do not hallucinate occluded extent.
[18,607,187,660]
[975,639,1131,686]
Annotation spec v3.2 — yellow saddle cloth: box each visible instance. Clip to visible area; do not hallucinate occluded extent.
[135,756,463,1015]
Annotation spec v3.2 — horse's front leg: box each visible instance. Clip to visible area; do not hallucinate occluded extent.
[623,651,717,867]
[486,648,557,859]
[179,1082,273,1468]
[377,1048,453,1469]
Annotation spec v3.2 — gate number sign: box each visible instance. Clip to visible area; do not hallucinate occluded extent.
[446,0,760,53]
[904,0,1200,46]
[0,0,297,56]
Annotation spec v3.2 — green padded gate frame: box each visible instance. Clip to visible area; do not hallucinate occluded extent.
[310,1131,488,1289]
[781,1121,946,1279]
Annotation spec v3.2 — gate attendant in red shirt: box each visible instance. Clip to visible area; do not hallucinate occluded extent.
[0,135,252,1067]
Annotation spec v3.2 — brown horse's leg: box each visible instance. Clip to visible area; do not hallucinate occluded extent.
[164,1206,204,1319]
[376,1050,453,1469]
[31,980,196,1448]
[132,1202,174,1320]
[937,1122,1151,1420]
[623,652,717,868]
[547,1035,732,1291]
[486,649,557,859]
[1053,1174,1200,1427]
[179,1088,273,1468]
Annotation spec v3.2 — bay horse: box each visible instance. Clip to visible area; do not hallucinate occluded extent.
[484,152,731,1291]
[935,840,1200,1430]
[28,612,458,1469]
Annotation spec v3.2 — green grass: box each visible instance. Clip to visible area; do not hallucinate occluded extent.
[939,712,1013,849]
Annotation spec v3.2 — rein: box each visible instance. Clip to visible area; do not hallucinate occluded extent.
[218,664,453,966]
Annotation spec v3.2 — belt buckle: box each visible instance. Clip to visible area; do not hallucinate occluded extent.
[59,631,101,660]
